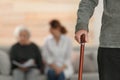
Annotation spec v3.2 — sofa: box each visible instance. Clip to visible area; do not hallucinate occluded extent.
[0,46,99,80]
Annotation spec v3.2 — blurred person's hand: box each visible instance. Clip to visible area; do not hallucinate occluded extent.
[75,30,88,43]
[55,65,66,75]
[19,67,28,72]
[49,64,66,75]
[55,67,63,75]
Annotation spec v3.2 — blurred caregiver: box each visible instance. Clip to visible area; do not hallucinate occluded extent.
[75,0,120,80]
[10,26,44,80]
[43,20,73,80]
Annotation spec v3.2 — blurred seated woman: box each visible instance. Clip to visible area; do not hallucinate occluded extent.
[43,20,74,80]
[10,26,44,80]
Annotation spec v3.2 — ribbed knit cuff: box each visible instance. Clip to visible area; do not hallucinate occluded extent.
[75,23,89,33]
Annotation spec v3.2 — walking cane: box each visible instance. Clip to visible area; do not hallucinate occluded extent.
[78,34,86,80]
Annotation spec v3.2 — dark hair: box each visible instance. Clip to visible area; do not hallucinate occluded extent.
[50,20,67,34]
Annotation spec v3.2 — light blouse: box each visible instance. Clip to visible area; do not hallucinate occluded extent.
[43,35,74,78]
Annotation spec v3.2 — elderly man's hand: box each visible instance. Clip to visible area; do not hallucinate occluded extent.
[75,30,88,43]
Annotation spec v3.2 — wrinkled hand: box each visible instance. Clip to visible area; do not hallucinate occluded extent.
[75,30,88,43]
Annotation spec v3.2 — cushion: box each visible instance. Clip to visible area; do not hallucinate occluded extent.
[0,75,12,80]
[0,51,11,75]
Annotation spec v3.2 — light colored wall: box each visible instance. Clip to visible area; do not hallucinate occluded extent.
[0,0,103,47]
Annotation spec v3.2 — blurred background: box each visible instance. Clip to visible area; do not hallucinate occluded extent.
[0,0,103,80]
[0,0,103,47]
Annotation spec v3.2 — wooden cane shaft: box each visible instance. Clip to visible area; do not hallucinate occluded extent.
[78,44,85,80]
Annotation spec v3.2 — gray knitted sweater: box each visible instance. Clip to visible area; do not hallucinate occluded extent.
[76,0,120,48]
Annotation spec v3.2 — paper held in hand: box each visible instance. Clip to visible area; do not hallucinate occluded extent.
[13,59,36,68]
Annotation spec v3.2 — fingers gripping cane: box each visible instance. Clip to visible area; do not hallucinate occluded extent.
[78,34,86,80]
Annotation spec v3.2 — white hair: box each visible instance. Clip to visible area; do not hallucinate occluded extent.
[14,25,31,38]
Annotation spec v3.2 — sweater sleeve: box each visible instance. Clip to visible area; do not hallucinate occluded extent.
[9,46,17,70]
[34,46,44,69]
[75,0,99,33]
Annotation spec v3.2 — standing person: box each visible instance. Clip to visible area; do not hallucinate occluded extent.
[75,0,120,80]
[43,20,73,80]
[10,26,44,80]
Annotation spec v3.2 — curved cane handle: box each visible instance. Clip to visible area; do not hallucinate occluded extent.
[80,34,86,43]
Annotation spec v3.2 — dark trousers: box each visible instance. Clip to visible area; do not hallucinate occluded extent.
[98,47,120,80]
[47,69,65,80]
